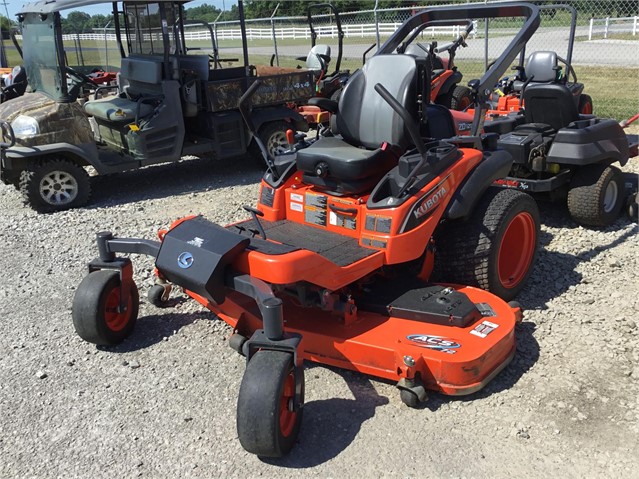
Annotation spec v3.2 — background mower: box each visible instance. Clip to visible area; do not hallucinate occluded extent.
[72,3,542,458]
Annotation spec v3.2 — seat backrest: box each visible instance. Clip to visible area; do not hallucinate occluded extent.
[119,55,165,96]
[523,83,579,130]
[336,54,427,150]
[525,51,558,83]
[306,44,331,71]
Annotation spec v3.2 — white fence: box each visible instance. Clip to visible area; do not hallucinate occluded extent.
[588,16,639,40]
[42,22,474,43]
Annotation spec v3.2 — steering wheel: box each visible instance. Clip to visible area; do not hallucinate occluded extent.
[66,66,95,87]
[65,66,95,99]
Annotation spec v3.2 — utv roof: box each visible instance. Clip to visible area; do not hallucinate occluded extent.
[18,0,187,15]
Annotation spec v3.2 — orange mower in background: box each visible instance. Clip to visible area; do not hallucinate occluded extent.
[72,2,544,458]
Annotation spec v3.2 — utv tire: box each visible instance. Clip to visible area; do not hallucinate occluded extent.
[20,158,91,212]
[436,187,539,301]
[578,94,593,115]
[567,165,624,227]
[450,85,474,111]
[237,350,304,457]
[249,120,291,167]
[72,270,139,346]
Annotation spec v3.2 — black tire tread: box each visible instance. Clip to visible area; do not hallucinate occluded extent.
[450,85,474,111]
[237,350,303,457]
[19,158,91,213]
[567,165,624,227]
[435,188,539,300]
[72,270,138,345]
[248,120,290,167]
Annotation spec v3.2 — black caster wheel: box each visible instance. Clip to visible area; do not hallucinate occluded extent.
[72,270,139,345]
[148,283,171,307]
[237,350,304,457]
[400,389,421,408]
[228,333,247,355]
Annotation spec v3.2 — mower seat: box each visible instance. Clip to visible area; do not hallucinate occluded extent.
[306,44,331,72]
[522,83,579,131]
[1,65,27,102]
[297,54,428,195]
[512,51,559,91]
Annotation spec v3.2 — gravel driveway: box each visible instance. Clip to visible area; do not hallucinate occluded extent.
[1,150,637,478]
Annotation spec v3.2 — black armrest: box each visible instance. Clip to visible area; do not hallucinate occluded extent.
[308,97,339,114]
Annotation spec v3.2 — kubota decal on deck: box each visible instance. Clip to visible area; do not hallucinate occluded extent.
[406,334,460,354]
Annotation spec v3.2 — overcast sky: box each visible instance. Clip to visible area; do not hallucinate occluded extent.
[5,0,238,19]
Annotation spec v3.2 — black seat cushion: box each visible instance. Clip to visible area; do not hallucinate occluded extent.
[523,83,579,131]
[297,136,397,181]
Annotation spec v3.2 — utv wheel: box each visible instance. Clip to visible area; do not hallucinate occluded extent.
[237,350,304,457]
[567,165,624,227]
[72,270,139,346]
[20,159,91,212]
[436,188,539,301]
[450,85,474,111]
[578,94,593,115]
[249,121,291,166]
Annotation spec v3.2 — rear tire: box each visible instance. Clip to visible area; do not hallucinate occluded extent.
[578,94,593,115]
[435,188,539,301]
[72,270,139,346]
[237,350,304,457]
[567,164,624,227]
[450,85,474,111]
[20,158,91,212]
[248,120,291,167]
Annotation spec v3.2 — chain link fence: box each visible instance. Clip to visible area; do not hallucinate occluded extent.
[13,0,637,120]
[208,0,639,120]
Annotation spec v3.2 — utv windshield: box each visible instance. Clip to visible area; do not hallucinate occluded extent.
[125,2,178,55]
[21,12,64,100]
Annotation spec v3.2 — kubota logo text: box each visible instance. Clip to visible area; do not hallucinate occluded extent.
[413,186,447,219]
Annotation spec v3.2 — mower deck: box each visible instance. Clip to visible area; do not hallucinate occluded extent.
[209,283,517,396]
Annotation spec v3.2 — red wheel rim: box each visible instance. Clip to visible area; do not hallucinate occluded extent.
[581,101,593,115]
[279,372,297,437]
[459,97,472,110]
[104,287,131,332]
[497,212,536,289]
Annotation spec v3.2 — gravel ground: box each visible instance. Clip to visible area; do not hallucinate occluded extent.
[0,148,637,478]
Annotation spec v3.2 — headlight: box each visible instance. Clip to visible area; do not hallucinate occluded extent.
[11,115,40,138]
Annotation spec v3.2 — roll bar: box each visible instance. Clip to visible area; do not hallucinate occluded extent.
[378,2,541,134]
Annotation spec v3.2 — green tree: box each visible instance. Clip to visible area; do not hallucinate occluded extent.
[62,11,92,34]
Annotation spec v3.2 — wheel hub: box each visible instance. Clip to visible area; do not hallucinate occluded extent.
[40,171,79,205]
[267,131,289,157]
[603,180,618,214]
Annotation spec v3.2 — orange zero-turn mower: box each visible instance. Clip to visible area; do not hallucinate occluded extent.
[71,3,542,458]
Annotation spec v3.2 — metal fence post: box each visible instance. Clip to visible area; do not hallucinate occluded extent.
[634,16,637,36]
[604,16,609,39]
[270,3,280,66]
[589,17,593,40]
[374,0,380,49]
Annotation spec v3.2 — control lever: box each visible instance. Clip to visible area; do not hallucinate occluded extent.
[242,206,266,240]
